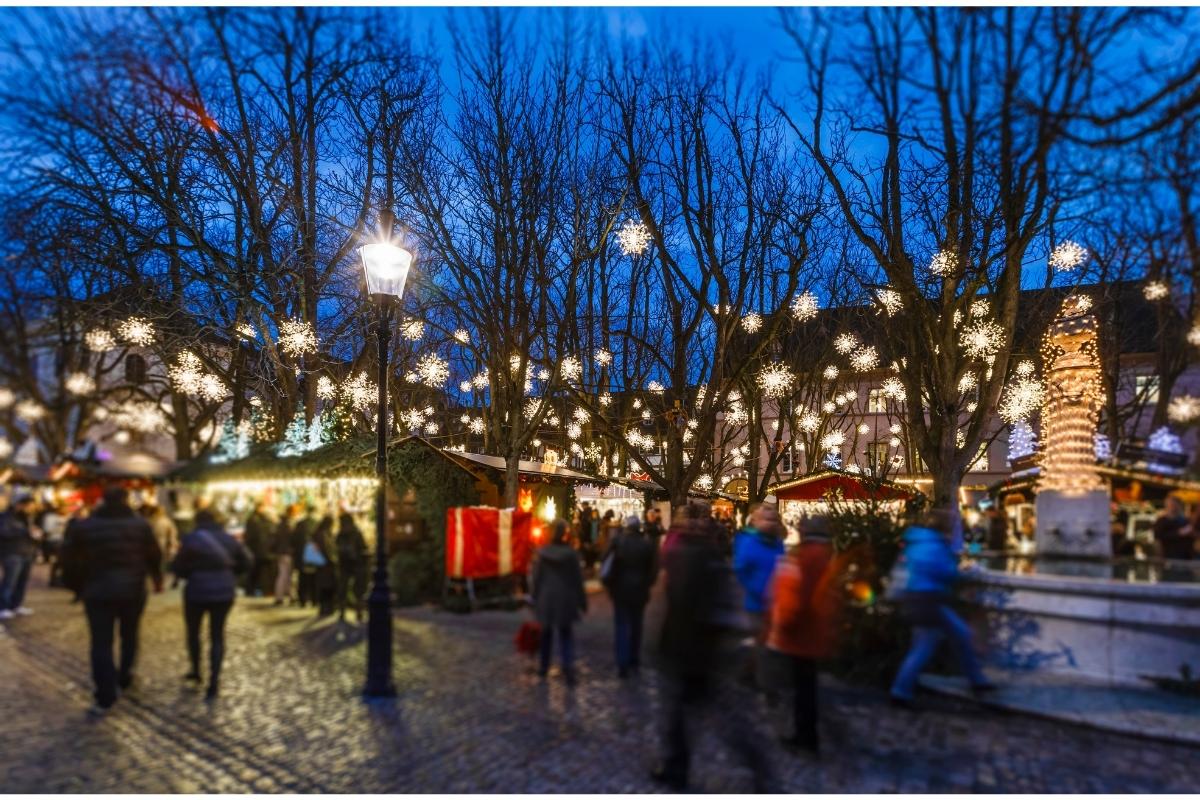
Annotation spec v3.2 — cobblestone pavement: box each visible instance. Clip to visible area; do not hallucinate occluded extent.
[2,564,1199,793]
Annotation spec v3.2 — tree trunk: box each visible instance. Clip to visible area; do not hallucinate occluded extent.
[503,455,520,509]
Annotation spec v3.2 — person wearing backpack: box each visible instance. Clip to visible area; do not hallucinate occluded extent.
[764,515,845,755]
[172,509,252,701]
[601,515,658,678]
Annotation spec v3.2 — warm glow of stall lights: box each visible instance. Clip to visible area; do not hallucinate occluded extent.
[205,476,378,495]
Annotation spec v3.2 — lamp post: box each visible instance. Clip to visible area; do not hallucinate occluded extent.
[359,227,413,699]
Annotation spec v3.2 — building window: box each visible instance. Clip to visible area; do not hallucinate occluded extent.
[1135,374,1160,405]
[778,448,794,474]
[867,388,888,414]
[125,353,147,384]
[866,441,890,472]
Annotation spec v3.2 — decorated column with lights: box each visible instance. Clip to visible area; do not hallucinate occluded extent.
[1035,295,1111,558]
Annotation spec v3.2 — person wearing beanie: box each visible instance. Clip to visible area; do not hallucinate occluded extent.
[601,514,659,678]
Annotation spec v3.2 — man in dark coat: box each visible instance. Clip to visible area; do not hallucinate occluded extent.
[653,503,773,792]
[603,516,658,677]
[0,493,38,620]
[60,487,163,713]
[291,505,319,607]
[241,500,274,596]
[531,519,587,685]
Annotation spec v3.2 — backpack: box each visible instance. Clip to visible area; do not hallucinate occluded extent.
[303,541,327,567]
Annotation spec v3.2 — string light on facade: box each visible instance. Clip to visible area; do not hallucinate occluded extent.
[834,333,859,354]
[85,329,116,352]
[741,313,763,333]
[1038,296,1105,495]
[929,249,957,276]
[850,346,880,372]
[1143,280,1170,301]
[65,372,95,396]
[756,362,796,399]
[279,318,318,357]
[401,318,425,341]
[959,320,1003,360]
[616,219,652,256]
[1049,240,1087,272]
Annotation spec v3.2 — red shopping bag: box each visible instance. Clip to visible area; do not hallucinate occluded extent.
[515,620,542,656]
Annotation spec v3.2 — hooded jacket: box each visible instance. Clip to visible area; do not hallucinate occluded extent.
[61,503,163,602]
[172,524,252,604]
[531,543,587,627]
[902,525,959,594]
[733,527,785,613]
[659,526,723,669]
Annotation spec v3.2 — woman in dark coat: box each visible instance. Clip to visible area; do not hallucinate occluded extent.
[171,509,252,700]
[335,513,367,622]
[603,516,659,677]
[531,519,587,685]
[311,516,337,617]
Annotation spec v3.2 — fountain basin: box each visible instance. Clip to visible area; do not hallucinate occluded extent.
[964,560,1200,686]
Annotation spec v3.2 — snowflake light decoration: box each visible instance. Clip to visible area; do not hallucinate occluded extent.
[741,313,763,333]
[857,423,870,434]
[790,291,819,322]
[459,381,472,393]
[1188,325,1200,347]
[969,299,991,319]
[1144,280,1170,301]
[113,401,166,433]
[316,376,336,400]
[881,377,906,401]
[342,373,378,410]
[468,418,486,435]
[65,372,95,396]
[236,323,257,341]
[929,249,957,276]
[693,474,714,492]
[757,362,796,399]
[199,374,229,402]
[471,370,489,389]
[85,329,116,352]
[1049,240,1087,272]
[560,355,582,382]
[1015,360,1036,378]
[0,437,11,460]
[875,288,902,316]
[1168,395,1200,424]
[400,408,426,430]
[834,333,859,355]
[958,372,978,394]
[798,412,821,433]
[401,318,425,341]
[616,219,652,256]
[169,351,204,394]
[117,317,155,347]
[820,430,845,452]
[279,318,317,357]
[999,377,1044,424]
[822,401,836,414]
[890,423,902,434]
[599,392,612,407]
[822,365,839,381]
[416,353,449,387]
[453,328,470,344]
[889,436,902,448]
[647,380,665,394]
[850,346,880,372]
[567,423,582,440]
[0,388,13,410]
[959,320,1003,359]
[725,403,749,427]
[572,407,590,424]
[594,348,612,367]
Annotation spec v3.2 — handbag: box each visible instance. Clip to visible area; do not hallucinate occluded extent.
[514,620,542,655]
[302,541,327,567]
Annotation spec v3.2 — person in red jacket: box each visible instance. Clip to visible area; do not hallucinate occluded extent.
[765,514,844,755]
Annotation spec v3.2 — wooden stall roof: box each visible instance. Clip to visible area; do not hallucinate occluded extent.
[767,470,919,502]
[439,448,608,486]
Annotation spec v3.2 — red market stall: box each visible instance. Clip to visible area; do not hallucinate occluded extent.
[768,470,920,530]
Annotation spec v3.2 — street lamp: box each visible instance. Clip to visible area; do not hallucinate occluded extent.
[360,228,413,699]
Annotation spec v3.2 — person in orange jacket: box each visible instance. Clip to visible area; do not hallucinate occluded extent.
[765,514,844,755]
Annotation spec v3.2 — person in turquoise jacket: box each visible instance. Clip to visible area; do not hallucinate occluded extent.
[890,509,995,706]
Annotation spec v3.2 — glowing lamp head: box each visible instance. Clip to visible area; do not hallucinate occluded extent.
[359,242,413,301]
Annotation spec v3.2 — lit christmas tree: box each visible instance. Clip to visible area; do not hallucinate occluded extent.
[276,411,310,457]
[322,396,359,443]
[1007,421,1037,463]
[210,418,250,464]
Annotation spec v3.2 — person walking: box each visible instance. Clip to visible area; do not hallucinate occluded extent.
[890,509,996,707]
[764,515,844,755]
[242,500,274,596]
[292,505,319,608]
[272,504,302,605]
[732,504,786,687]
[653,502,774,792]
[60,487,163,714]
[602,515,658,678]
[530,519,587,686]
[172,509,251,700]
[41,502,70,588]
[1156,496,1193,560]
[643,507,664,543]
[310,515,337,617]
[142,502,179,574]
[0,493,39,620]
[335,512,367,622]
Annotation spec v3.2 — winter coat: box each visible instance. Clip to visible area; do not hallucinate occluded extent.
[902,525,959,595]
[733,528,785,613]
[531,543,586,627]
[604,527,659,608]
[272,519,295,558]
[243,511,274,559]
[147,513,178,561]
[172,525,253,604]
[336,524,367,568]
[0,511,36,559]
[60,504,163,602]
[659,528,724,669]
[766,538,843,660]
[291,515,317,563]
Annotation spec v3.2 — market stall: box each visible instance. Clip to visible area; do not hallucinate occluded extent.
[767,470,919,541]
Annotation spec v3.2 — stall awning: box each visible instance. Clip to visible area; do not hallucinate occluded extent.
[767,470,918,502]
[439,449,607,485]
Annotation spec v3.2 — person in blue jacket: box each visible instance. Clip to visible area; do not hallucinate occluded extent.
[732,504,785,686]
[890,508,995,706]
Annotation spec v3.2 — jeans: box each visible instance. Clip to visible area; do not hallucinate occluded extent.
[659,667,774,789]
[613,602,645,671]
[84,595,147,707]
[891,603,989,700]
[274,555,293,600]
[184,599,233,688]
[538,624,576,675]
[1,554,31,611]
